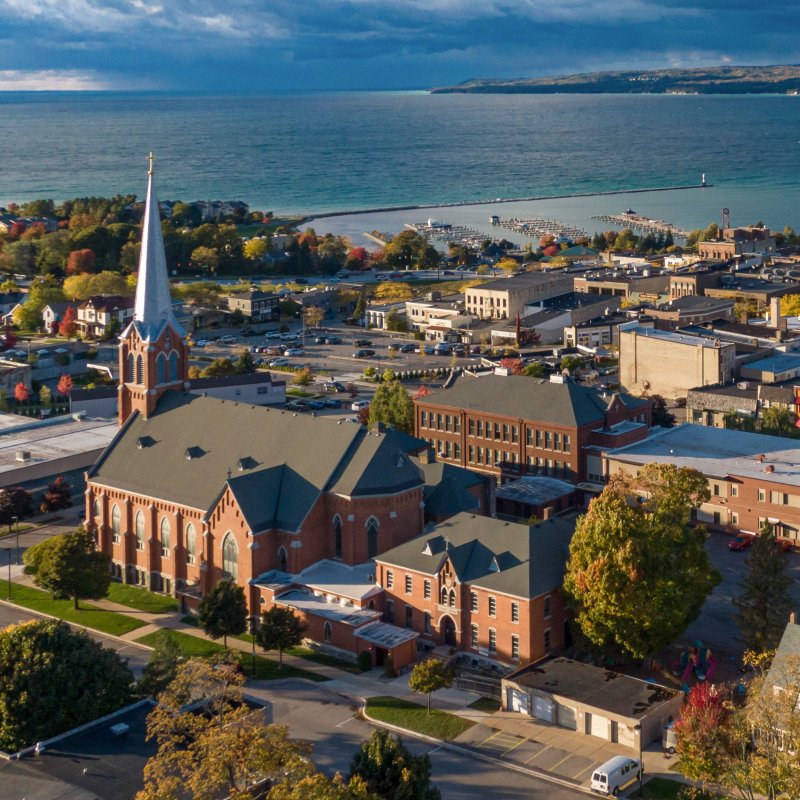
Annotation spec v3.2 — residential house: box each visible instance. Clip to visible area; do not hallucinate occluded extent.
[225,290,280,322]
[41,302,75,334]
[77,295,135,338]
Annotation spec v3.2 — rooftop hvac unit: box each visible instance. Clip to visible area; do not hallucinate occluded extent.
[15,450,30,462]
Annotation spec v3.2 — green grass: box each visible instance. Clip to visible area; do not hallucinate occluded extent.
[366,696,475,741]
[0,524,35,538]
[181,614,199,626]
[6,582,147,636]
[136,629,329,682]
[642,777,716,800]
[106,582,179,613]
[467,696,501,713]
[285,646,362,674]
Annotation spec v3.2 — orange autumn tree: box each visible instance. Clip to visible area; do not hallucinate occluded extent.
[58,307,78,339]
[14,382,29,404]
[57,374,73,396]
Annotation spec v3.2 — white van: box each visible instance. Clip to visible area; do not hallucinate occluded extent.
[590,755,642,796]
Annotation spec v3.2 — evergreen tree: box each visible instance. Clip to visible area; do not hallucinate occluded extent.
[650,395,675,428]
[139,630,182,697]
[349,730,440,800]
[233,349,256,374]
[734,522,792,652]
[198,578,247,646]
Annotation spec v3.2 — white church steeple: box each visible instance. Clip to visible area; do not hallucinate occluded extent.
[132,152,184,341]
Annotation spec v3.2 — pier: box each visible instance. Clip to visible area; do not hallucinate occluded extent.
[303,182,710,223]
[405,221,488,248]
[495,216,586,240]
[591,210,690,239]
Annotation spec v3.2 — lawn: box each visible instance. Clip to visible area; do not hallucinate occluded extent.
[642,777,716,800]
[6,582,147,636]
[467,696,501,714]
[365,696,474,741]
[136,629,329,682]
[286,645,362,674]
[106,582,179,613]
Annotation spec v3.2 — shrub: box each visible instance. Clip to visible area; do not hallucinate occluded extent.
[357,651,373,672]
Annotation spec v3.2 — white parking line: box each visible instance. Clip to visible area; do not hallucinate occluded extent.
[335,714,357,728]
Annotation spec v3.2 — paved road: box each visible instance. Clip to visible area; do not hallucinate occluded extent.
[248,680,588,800]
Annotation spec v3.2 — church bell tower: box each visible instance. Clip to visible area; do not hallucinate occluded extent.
[118,154,189,425]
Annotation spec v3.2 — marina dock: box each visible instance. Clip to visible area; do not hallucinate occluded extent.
[591,210,690,239]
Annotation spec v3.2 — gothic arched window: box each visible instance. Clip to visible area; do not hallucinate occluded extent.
[111,504,121,536]
[333,515,342,559]
[160,517,171,557]
[185,523,196,565]
[156,353,167,384]
[128,352,135,382]
[135,511,145,550]
[277,546,288,573]
[366,518,379,560]
[169,350,179,382]
[222,533,238,581]
[136,355,144,384]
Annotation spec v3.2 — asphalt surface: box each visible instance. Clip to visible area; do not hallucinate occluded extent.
[249,680,589,800]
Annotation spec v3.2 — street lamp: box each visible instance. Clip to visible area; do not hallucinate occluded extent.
[249,615,258,678]
[13,517,18,565]
[633,722,643,796]
[5,547,11,600]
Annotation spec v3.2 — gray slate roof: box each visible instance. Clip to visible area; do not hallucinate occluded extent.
[89,392,423,531]
[376,511,576,599]
[421,375,646,428]
[763,621,800,696]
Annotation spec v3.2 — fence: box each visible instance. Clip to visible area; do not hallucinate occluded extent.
[455,674,502,699]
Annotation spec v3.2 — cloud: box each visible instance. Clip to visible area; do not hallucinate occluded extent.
[0,69,112,90]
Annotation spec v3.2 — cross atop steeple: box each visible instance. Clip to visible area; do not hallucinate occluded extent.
[147,151,155,176]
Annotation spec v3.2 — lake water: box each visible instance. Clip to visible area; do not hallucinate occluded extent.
[1,91,799,241]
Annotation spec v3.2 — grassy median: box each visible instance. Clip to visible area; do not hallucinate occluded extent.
[4,582,147,636]
[366,696,474,741]
[136,629,329,682]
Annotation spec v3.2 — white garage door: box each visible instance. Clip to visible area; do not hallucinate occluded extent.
[589,712,609,738]
[532,695,554,722]
[508,689,529,714]
[557,702,577,730]
[614,721,635,747]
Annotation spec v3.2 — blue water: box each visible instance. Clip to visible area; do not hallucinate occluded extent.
[0,91,799,231]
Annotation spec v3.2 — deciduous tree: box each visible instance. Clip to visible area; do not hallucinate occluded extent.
[268,771,378,800]
[57,373,73,396]
[244,237,270,261]
[367,380,414,434]
[349,730,440,800]
[138,630,182,698]
[65,248,96,275]
[0,619,133,752]
[564,464,719,659]
[26,527,110,609]
[650,394,675,428]
[255,606,306,668]
[408,659,454,713]
[13,382,29,404]
[0,486,33,527]
[137,658,307,800]
[39,476,72,513]
[58,305,78,339]
[198,578,248,646]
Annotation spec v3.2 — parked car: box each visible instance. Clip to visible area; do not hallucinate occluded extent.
[284,347,304,356]
[351,400,370,411]
[323,381,345,392]
[434,343,452,355]
[269,358,290,367]
[590,756,642,797]
[325,336,342,345]
[321,398,342,408]
[220,335,237,343]
[728,536,753,551]
[452,344,466,356]
[387,343,401,352]
[306,399,326,410]
[354,339,372,347]
[353,348,376,358]
[400,343,416,353]
[314,335,327,344]
[422,344,436,355]
[285,400,309,412]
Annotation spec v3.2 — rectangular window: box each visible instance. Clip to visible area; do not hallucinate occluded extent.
[386,570,394,589]
[405,575,412,594]
[421,410,428,428]
[563,434,571,454]
[554,432,561,451]
[511,602,519,623]
[468,445,475,463]
[489,628,497,652]
[489,596,496,617]
[494,423,501,439]
[445,415,452,432]
[477,447,483,464]
[544,595,552,618]
[511,426,519,443]
[405,605,413,628]
[512,635,520,660]
[471,592,478,612]
[731,483,738,497]
[477,420,484,437]
[454,417,461,433]
[424,579,431,600]
[454,443,461,460]
[436,414,443,430]
[536,429,542,447]
[758,489,766,502]
[526,428,533,446]
[713,483,720,496]
[468,418,475,435]
[471,624,479,648]
[424,612,432,634]
[544,431,552,450]
[502,424,509,442]
[544,628,551,651]
[731,511,739,526]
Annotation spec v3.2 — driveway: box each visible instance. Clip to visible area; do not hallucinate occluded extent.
[246,680,589,800]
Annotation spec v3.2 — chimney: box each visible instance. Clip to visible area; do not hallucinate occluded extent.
[770,296,785,331]
[418,445,435,464]
[791,610,797,625]
[542,507,554,520]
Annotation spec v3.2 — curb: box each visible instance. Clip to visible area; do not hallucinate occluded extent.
[0,597,155,653]
[358,697,598,797]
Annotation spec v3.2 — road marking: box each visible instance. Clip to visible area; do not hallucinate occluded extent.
[478,732,502,747]
[336,715,357,727]
[548,751,575,771]
[501,737,528,755]
[524,744,551,763]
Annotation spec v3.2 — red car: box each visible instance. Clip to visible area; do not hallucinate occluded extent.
[728,536,752,551]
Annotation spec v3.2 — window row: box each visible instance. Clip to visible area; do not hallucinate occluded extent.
[126,350,180,385]
[525,429,571,453]
[467,446,516,468]
[467,419,520,444]
[419,411,462,433]
[426,439,462,461]
[469,624,519,657]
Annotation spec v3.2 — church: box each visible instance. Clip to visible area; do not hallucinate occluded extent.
[85,160,492,667]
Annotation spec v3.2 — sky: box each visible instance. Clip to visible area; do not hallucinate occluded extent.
[1,0,797,92]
